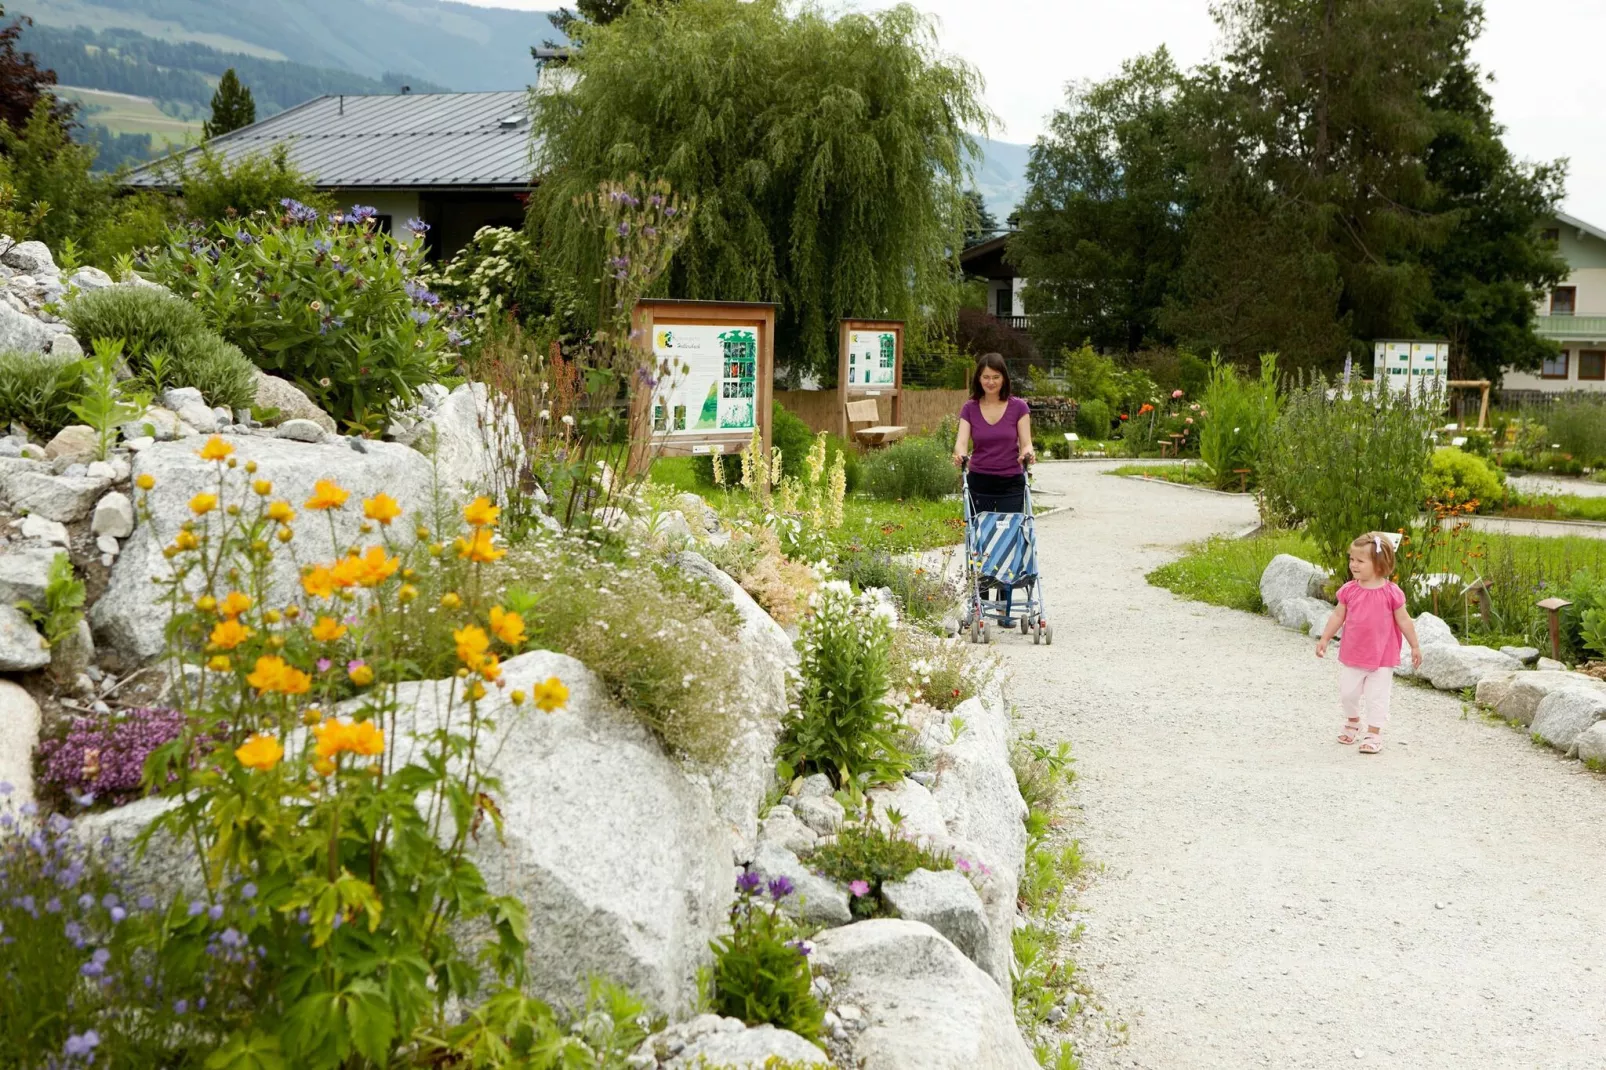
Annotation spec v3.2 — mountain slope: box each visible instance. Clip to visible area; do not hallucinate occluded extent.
[19,0,563,92]
[970,137,1031,223]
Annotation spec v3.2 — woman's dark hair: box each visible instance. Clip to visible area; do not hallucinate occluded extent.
[970,352,1012,401]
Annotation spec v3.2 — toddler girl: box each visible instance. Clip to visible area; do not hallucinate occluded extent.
[1315,532,1422,754]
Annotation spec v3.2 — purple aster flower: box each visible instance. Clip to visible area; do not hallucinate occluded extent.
[616,221,631,237]
[44,897,61,914]
[101,894,119,910]
[786,938,812,957]
[173,999,188,1015]
[240,883,257,900]
[110,907,126,923]
[736,871,763,895]
[77,893,95,910]
[767,876,794,901]
[208,904,224,921]
[63,1030,100,1057]
[410,309,431,325]
[187,901,205,917]
[849,880,870,898]
[446,329,464,347]
[405,217,430,235]
[137,895,155,911]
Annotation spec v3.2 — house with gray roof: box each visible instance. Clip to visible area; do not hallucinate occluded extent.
[1502,211,1606,394]
[123,90,536,260]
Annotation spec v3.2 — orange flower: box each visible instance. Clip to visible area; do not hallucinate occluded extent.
[302,565,338,600]
[208,618,254,651]
[246,655,311,696]
[313,756,337,777]
[206,654,231,672]
[348,720,384,756]
[454,624,490,671]
[355,545,399,587]
[267,501,295,524]
[488,606,525,647]
[218,591,253,619]
[330,554,368,589]
[454,528,505,564]
[363,493,402,526]
[234,733,283,771]
[189,493,218,516]
[348,663,374,687]
[312,718,385,760]
[477,653,502,682]
[198,436,235,462]
[305,480,349,511]
[463,496,500,528]
[532,676,569,713]
[310,616,347,642]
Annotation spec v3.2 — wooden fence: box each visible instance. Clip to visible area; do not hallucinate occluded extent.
[776,390,1079,439]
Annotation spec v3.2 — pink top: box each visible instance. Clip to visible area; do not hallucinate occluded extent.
[1336,581,1406,671]
[961,396,1030,476]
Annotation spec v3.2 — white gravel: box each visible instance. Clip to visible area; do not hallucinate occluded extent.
[998,462,1606,1070]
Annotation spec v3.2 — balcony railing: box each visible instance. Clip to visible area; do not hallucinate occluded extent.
[989,314,1031,331]
[1536,314,1606,340]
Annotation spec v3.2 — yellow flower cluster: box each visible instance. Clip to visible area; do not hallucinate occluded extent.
[302,546,402,599]
[312,717,385,761]
[454,497,505,562]
[247,655,312,696]
[235,733,283,771]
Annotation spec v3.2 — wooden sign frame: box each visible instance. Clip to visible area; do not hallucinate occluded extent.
[837,319,905,438]
[629,299,776,471]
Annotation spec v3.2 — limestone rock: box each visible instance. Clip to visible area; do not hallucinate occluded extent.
[119,407,193,442]
[66,267,114,291]
[1419,644,1522,692]
[644,1015,830,1069]
[72,796,203,903]
[881,868,995,984]
[757,806,819,857]
[91,491,134,538]
[1500,645,1541,666]
[1274,595,1332,636]
[392,650,735,1016]
[18,514,68,547]
[1530,689,1606,750]
[929,697,1027,888]
[1492,671,1605,727]
[1414,612,1457,647]
[0,469,112,522]
[1576,722,1606,766]
[1474,671,1520,712]
[810,920,1035,1070]
[1259,554,1329,615]
[252,370,336,433]
[0,299,59,353]
[0,545,60,603]
[1538,657,1566,672]
[0,603,49,671]
[162,387,221,432]
[0,680,41,807]
[47,334,83,359]
[791,794,845,836]
[274,418,327,443]
[867,776,950,846]
[748,843,851,926]
[92,436,440,662]
[395,381,523,503]
[3,240,58,276]
[44,425,101,464]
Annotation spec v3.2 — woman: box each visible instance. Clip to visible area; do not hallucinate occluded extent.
[952,352,1034,512]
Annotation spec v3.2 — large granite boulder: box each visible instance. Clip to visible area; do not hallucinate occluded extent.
[641,1015,830,1069]
[1490,671,1606,727]
[881,868,993,982]
[1531,688,1606,751]
[91,435,440,662]
[1274,596,1333,636]
[810,920,1035,1070]
[0,603,49,671]
[1259,554,1329,615]
[0,469,113,522]
[0,545,60,604]
[0,680,40,806]
[1418,644,1522,691]
[252,370,336,434]
[395,382,524,505]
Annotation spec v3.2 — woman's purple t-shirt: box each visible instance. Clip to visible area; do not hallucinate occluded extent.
[961,396,1030,476]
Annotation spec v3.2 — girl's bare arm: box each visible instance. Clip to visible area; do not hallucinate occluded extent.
[1316,604,1347,657]
[1395,605,1423,668]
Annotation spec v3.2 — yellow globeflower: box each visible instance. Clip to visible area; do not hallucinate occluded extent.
[488,606,526,647]
[463,496,500,528]
[510,690,527,707]
[198,436,234,462]
[195,595,217,613]
[310,616,347,642]
[478,653,502,683]
[277,527,294,544]
[234,733,283,772]
[206,654,231,672]
[347,663,374,687]
[174,530,200,552]
[363,493,402,525]
[313,756,337,777]
[532,677,569,713]
[454,528,505,564]
[464,680,487,702]
[246,655,312,696]
[252,479,273,496]
[189,493,218,516]
[305,480,350,511]
[349,720,384,756]
[135,473,155,491]
[439,592,462,610]
[218,592,253,619]
[453,624,490,671]
[302,565,338,600]
[267,501,295,524]
[355,545,399,587]
[397,584,418,604]
[208,618,254,651]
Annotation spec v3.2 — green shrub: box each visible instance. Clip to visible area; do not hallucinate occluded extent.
[1424,447,1506,510]
[864,435,960,501]
[418,225,558,336]
[778,581,909,789]
[0,349,83,438]
[889,627,976,711]
[835,548,953,626]
[172,143,325,225]
[710,874,824,1042]
[1075,397,1110,439]
[1198,354,1278,490]
[1260,377,1438,572]
[806,815,954,919]
[167,332,258,410]
[61,284,209,367]
[1541,396,1606,465]
[145,201,460,431]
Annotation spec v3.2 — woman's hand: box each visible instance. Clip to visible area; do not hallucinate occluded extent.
[953,451,967,469]
[1018,448,1036,468]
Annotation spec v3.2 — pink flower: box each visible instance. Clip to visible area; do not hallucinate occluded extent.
[1172,389,1183,399]
[956,858,972,873]
[849,880,870,898]
[347,659,366,673]
[316,658,332,673]
[1185,417,1194,425]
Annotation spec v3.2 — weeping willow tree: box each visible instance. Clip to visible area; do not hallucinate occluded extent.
[528,0,988,377]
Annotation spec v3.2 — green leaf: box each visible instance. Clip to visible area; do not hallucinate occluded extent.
[204,1029,287,1070]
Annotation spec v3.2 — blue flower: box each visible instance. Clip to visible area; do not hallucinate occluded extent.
[281,199,319,224]
[405,217,430,235]
[348,205,378,223]
[187,901,205,917]
[137,895,155,911]
[44,897,61,914]
[78,893,94,910]
[208,904,224,921]
[766,876,795,901]
[173,999,188,1015]
[63,1030,100,1057]
[0,781,12,795]
[410,309,431,325]
[736,871,763,895]
[240,882,256,900]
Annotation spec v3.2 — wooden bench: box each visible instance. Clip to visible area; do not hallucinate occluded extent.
[846,398,907,448]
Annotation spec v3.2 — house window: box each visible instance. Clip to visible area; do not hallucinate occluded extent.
[374,215,393,235]
[1541,227,1560,245]
[1542,351,1570,379]
[1582,351,1606,381]
[1552,286,1577,315]
[995,286,1013,318]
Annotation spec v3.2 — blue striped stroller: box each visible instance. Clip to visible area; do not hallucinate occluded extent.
[957,463,1052,645]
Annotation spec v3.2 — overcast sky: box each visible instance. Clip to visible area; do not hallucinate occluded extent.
[456,0,1606,225]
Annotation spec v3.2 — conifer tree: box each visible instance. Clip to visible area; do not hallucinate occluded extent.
[203,69,255,139]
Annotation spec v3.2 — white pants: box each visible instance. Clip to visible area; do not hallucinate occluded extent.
[1339,665,1394,730]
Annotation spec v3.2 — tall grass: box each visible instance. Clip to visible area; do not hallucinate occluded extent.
[1198,354,1278,490]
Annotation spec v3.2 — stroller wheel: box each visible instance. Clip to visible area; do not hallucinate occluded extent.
[1020,616,1031,636]
[1043,622,1054,646]
[1032,625,1041,645]
[969,619,981,645]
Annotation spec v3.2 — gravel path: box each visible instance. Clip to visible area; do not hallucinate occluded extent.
[999,462,1606,1070]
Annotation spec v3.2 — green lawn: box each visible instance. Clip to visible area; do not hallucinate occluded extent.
[1146,530,1319,613]
[649,456,964,554]
[56,86,203,149]
[1108,463,1217,487]
[1501,493,1606,523]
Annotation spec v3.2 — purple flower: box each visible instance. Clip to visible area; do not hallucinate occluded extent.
[316,658,332,673]
[187,901,205,917]
[102,894,119,910]
[71,792,94,807]
[208,904,224,921]
[446,329,465,347]
[849,880,870,898]
[786,938,812,957]
[347,659,366,674]
[280,199,319,224]
[348,205,378,223]
[617,221,631,237]
[137,895,155,911]
[63,1030,100,1057]
[240,882,257,900]
[406,217,430,235]
[44,897,61,914]
[110,907,126,923]
[767,876,794,901]
[173,999,188,1015]
[736,871,763,895]
[0,781,12,795]
[36,708,196,807]
[78,893,95,910]
[410,309,431,325]
[955,857,971,873]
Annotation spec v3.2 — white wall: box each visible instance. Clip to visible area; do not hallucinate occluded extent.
[328,189,422,235]
[987,278,1027,318]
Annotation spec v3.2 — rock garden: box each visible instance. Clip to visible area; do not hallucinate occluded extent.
[0,201,1069,1069]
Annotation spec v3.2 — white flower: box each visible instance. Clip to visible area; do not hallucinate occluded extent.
[562,414,575,426]
[539,409,551,420]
